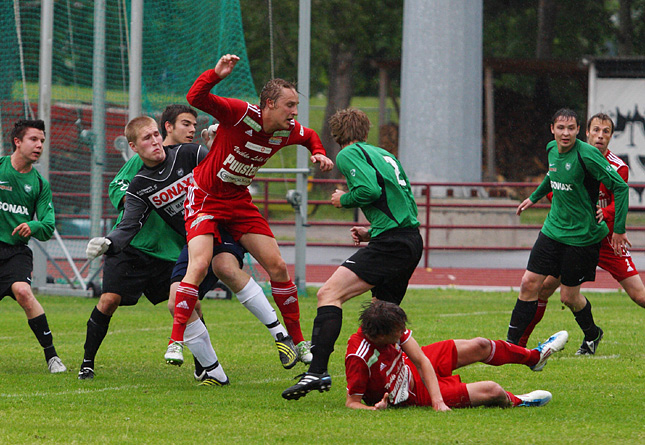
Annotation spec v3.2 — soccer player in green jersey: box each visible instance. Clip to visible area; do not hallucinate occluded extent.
[507,108,630,355]
[0,119,66,373]
[283,108,423,400]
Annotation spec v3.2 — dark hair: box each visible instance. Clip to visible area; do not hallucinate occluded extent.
[359,300,408,340]
[160,104,197,139]
[328,108,371,147]
[259,78,297,109]
[551,108,579,126]
[587,112,614,134]
[11,119,46,152]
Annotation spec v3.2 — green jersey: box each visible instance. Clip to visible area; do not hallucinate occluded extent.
[529,139,629,246]
[337,142,419,238]
[0,156,55,245]
[109,155,184,261]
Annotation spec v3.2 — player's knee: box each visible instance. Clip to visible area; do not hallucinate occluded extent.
[264,255,288,280]
[97,293,120,315]
[471,337,491,355]
[317,284,341,306]
[211,257,240,283]
[13,283,36,308]
[482,382,507,405]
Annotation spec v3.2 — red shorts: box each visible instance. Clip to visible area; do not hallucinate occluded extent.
[598,237,639,282]
[405,340,471,408]
[184,183,274,243]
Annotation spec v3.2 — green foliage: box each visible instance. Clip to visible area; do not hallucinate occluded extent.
[1,288,644,443]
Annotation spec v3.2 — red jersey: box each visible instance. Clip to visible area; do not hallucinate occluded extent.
[599,149,628,234]
[187,70,326,200]
[345,327,414,406]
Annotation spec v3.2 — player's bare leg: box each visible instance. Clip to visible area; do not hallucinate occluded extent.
[620,275,645,308]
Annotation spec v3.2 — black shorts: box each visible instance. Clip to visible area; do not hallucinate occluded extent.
[102,246,176,306]
[527,232,600,287]
[341,227,423,305]
[170,230,245,297]
[0,242,33,301]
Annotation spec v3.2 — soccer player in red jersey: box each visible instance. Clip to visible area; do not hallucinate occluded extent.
[344,301,568,410]
[168,54,333,365]
[528,113,645,353]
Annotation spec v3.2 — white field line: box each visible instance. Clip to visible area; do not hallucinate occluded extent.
[0,384,148,398]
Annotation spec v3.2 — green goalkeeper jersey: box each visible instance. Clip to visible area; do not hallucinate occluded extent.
[529,139,629,246]
[109,155,184,261]
[337,142,419,238]
[0,156,55,245]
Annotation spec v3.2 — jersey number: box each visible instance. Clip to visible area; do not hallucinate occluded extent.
[384,156,407,187]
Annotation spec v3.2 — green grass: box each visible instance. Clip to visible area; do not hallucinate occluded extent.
[2,288,644,443]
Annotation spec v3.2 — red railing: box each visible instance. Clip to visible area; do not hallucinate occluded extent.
[50,172,645,269]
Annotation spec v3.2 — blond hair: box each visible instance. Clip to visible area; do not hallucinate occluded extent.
[125,116,157,143]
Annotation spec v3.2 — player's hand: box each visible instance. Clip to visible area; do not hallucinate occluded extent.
[432,400,451,412]
[516,198,535,215]
[310,153,334,172]
[610,232,631,256]
[331,189,345,208]
[214,54,240,79]
[86,237,111,260]
[200,124,219,149]
[350,226,370,245]
[596,204,604,223]
[374,393,389,410]
[11,222,32,239]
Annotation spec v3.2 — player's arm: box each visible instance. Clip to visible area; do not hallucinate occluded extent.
[186,55,243,122]
[87,191,152,260]
[601,164,628,225]
[345,393,389,410]
[335,150,381,208]
[23,179,55,242]
[345,355,386,410]
[401,336,450,412]
[108,155,143,210]
[584,149,631,252]
[291,125,333,172]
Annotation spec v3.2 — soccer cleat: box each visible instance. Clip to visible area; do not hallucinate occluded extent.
[194,370,206,381]
[275,333,298,369]
[281,372,332,400]
[296,340,313,365]
[165,340,184,366]
[530,330,568,372]
[198,376,230,387]
[516,390,552,407]
[78,367,95,380]
[575,327,604,356]
[47,356,67,374]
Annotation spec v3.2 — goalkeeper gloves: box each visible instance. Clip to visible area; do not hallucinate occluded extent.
[86,237,112,260]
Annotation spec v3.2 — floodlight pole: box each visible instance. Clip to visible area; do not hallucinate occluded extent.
[295,0,311,295]
[33,0,54,289]
[125,0,143,160]
[88,0,107,281]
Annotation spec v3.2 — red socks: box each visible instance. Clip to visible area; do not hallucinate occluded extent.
[271,280,304,344]
[506,391,522,407]
[483,339,539,367]
[170,282,199,343]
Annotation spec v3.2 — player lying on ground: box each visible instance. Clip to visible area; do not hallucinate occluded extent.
[168,53,332,366]
[345,301,568,410]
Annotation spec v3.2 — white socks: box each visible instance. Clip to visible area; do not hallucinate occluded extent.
[236,278,287,340]
[184,319,227,381]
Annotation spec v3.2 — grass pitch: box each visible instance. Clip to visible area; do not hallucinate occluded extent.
[1,288,644,444]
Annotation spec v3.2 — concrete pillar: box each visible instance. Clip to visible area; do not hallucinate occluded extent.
[399,0,483,192]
